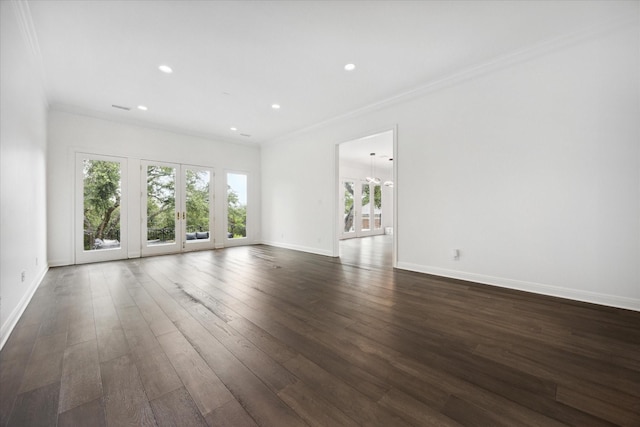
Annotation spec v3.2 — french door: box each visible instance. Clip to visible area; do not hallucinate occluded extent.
[341,179,382,239]
[141,162,214,256]
[76,153,128,264]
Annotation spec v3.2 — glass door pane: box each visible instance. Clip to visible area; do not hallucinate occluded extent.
[361,183,371,231]
[343,181,355,234]
[373,184,382,230]
[183,166,214,251]
[76,154,127,264]
[142,162,180,256]
[227,173,247,239]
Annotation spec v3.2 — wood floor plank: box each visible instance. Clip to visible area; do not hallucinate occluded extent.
[18,332,67,393]
[58,398,107,427]
[101,354,157,427]
[277,380,360,427]
[0,357,28,427]
[174,315,308,427]
[442,395,512,427]
[0,322,39,364]
[176,291,298,394]
[67,300,96,346]
[204,399,258,427]
[58,339,102,413]
[7,382,60,427]
[283,353,412,427]
[132,347,183,401]
[128,286,179,337]
[378,387,463,427]
[157,330,234,418]
[227,317,298,365]
[93,294,130,363]
[556,385,639,427]
[149,387,208,427]
[2,239,639,426]
[116,305,162,356]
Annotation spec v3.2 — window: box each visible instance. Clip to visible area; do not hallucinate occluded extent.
[227,172,247,239]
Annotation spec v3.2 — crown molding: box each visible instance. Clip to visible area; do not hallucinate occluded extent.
[10,0,41,59]
[10,0,49,108]
[264,13,638,147]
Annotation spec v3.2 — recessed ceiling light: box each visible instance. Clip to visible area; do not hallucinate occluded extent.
[344,63,356,71]
[137,105,148,111]
[230,127,237,131]
[271,104,280,109]
[158,65,173,74]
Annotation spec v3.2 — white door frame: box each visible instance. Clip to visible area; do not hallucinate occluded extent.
[334,126,398,268]
[141,160,181,257]
[75,153,128,264]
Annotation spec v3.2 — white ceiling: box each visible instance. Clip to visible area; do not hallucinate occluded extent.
[27,0,634,145]
[340,130,394,172]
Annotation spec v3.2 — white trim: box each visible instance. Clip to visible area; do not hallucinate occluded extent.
[75,153,129,264]
[262,241,334,258]
[48,258,72,267]
[391,124,398,269]
[397,262,640,312]
[0,265,49,351]
[335,126,398,266]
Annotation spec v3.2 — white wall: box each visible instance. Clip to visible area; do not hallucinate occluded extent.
[262,20,640,310]
[0,1,49,347]
[47,110,261,266]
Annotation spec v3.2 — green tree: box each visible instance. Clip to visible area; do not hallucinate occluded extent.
[343,182,381,232]
[344,182,355,232]
[146,166,175,238]
[227,186,246,238]
[185,170,210,231]
[83,160,121,249]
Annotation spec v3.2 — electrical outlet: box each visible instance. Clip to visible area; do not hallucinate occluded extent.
[21,271,26,282]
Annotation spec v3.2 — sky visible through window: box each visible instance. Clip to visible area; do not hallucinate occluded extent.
[227,173,247,205]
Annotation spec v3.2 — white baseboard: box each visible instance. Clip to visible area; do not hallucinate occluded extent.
[48,258,72,267]
[396,262,640,312]
[0,265,49,351]
[262,240,335,257]
[128,250,141,259]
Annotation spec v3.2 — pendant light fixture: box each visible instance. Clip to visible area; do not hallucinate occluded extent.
[366,152,381,184]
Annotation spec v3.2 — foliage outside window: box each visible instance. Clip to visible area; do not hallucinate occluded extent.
[83,160,121,250]
[227,173,247,238]
[146,166,176,243]
[185,169,210,234]
[344,181,355,232]
[343,181,382,233]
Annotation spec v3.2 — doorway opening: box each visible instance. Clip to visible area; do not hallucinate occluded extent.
[337,129,396,267]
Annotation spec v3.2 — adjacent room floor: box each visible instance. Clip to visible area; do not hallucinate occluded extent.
[1,240,639,426]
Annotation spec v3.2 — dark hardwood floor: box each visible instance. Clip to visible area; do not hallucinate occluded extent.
[1,236,639,426]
